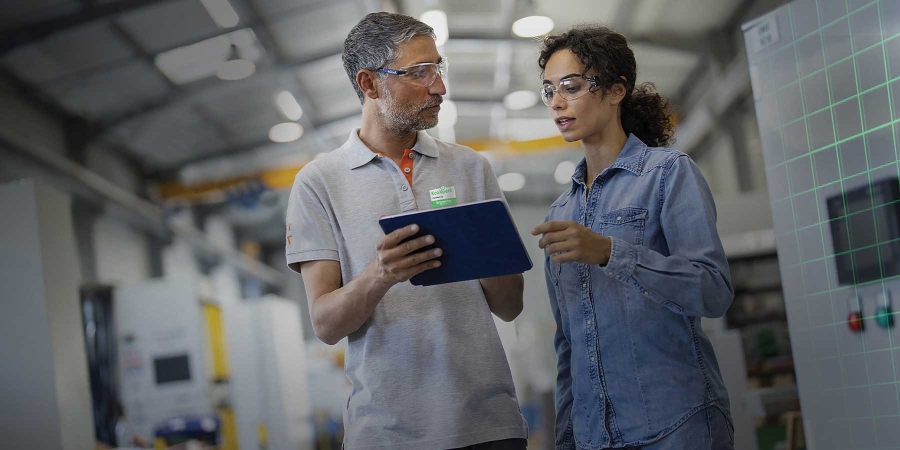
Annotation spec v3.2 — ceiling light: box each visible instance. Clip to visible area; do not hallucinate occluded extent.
[438,100,457,127]
[554,161,577,185]
[275,91,303,121]
[155,29,262,85]
[216,44,255,80]
[216,59,255,80]
[420,10,449,46]
[200,0,240,28]
[512,16,554,38]
[269,123,304,143]
[498,173,526,192]
[503,90,539,110]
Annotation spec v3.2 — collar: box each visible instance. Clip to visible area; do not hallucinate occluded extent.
[568,133,649,193]
[342,128,440,169]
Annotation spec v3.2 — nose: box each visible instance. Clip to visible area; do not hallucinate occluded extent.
[549,91,566,110]
[429,73,448,96]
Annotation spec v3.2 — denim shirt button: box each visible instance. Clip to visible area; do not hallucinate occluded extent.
[582,283,587,288]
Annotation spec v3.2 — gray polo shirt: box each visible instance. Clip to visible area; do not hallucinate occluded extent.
[285,129,527,449]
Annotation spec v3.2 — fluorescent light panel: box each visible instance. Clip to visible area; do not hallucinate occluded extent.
[275,91,303,121]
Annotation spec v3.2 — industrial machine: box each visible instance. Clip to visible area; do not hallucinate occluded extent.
[114,277,238,449]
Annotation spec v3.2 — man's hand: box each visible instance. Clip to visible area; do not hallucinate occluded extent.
[373,223,443,285]
[532,221,612,265]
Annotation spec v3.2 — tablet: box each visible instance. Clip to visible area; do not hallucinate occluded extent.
[378,199,533,286]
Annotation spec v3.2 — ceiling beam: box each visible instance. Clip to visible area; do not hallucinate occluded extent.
[93,30,706,143]
[0,0,174,56]
[92,46,344,138]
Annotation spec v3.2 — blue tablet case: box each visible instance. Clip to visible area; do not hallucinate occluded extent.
[378,199,533,286]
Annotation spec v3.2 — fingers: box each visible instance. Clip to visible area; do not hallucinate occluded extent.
[393,248,443,271]
[379,224,420,250]
[545,240,576,256]
[538,229,572,249]
[395,257,443,281]
[551,251,580,264]
[381,249,442,283]
[382,234,437,262]
[532,221,573,236]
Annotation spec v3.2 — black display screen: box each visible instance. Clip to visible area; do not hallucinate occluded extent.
[154,354,191,384]
[828,177,900,285]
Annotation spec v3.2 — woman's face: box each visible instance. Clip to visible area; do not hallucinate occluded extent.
[542,49,623,143]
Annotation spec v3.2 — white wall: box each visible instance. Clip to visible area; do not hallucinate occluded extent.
[92,215,152,285]
[0,181,95,450]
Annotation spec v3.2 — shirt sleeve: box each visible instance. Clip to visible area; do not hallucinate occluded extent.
[285,169,340,273]
[602,154,735,318]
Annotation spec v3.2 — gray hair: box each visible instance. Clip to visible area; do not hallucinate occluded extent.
[343,12,436,103]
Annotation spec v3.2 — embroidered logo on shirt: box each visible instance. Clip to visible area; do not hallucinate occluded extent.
[429,186,457,208]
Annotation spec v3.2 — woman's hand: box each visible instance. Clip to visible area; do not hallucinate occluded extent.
[532,221,612,265]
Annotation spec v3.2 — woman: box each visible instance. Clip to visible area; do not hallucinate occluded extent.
[531,26,735,449]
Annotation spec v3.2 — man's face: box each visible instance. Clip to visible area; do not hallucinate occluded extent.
[377,35,447,133]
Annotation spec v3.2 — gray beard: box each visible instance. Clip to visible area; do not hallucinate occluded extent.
[379,88,440,135]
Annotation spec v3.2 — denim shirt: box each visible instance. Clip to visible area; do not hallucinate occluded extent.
[545,134,733,449]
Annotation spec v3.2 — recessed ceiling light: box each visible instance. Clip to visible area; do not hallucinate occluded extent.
[498,173,526,192]
[275,91,303,121]
[420,10,449,46]
[554,161,577,184]
[216,58,255,81]
[503,90,539,110]
[269,123,304,143]
[512,16,554,38]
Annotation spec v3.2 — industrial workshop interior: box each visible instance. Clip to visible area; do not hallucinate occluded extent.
[5,0,900,449]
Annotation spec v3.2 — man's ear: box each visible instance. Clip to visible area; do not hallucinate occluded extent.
[357,69,380,101]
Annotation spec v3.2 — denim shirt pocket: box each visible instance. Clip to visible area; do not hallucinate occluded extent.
[597,207,648,246]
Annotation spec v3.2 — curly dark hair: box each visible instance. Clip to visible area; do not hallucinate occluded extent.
[538,25,676,148]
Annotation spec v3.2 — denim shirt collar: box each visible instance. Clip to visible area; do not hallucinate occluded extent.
[568,133,649,194]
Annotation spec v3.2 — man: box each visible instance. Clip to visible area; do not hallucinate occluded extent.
[285,12,528,450]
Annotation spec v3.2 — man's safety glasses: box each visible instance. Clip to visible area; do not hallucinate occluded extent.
[376,59,448,87]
